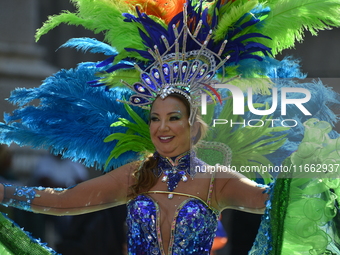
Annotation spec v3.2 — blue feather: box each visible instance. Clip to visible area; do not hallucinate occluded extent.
[122,13,139,22]
[215,56,340,167]
[0,62,149,172]
[267,56,306,79]
[197,8,211,38]
[245,57,340,127]
[125,48,153,60]
[105,62,134,73]
[248,79,340,164]
[59,38,118,56]
[137,16,168,53]
[96,56,115,67]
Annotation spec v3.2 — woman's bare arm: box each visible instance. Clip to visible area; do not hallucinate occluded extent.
[213,170,268,213]
[0,162,137,216]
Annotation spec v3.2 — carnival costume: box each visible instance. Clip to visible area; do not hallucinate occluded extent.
[1,0,340,254]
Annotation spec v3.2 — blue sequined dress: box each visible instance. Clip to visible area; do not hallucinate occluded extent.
[126,177,219,254]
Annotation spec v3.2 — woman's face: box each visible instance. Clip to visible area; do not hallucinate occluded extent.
[150,96,191,157]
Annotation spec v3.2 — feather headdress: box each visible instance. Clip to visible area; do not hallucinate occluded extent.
[1,0,340,172]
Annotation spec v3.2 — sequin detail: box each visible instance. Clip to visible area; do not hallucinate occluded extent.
[127,195,219,255]
[155,151,205,199]
[249,200,272,255]
[1,185,37,212]
[1,185,68,212]
[249,182,275,255]
[127,195,162,255]
[170,198,218,254]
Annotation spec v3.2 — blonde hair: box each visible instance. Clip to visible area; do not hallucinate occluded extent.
[192,114,208,145]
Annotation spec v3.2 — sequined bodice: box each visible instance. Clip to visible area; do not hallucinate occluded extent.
[126,194,219,255]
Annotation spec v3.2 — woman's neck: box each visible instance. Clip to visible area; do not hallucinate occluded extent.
[157,150,191,165]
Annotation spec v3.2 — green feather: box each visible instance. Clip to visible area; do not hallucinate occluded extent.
[197,96,288,183]
[252,0,340,55]
[123,103,151,136]
[213,0,259,42]
[36,0,147,61]
[104,103,153,168]
[98,69,140,88]
[217,73,273,95]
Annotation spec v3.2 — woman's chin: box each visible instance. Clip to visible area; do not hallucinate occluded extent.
[156,148,190,157]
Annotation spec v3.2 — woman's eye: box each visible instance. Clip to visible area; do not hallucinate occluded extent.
[170,116,180,121]
[150,117,159,121]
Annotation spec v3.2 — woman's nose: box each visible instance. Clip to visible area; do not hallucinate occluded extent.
[159,120,169,131]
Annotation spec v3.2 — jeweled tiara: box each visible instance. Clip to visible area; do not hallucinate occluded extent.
[118,4,231,109]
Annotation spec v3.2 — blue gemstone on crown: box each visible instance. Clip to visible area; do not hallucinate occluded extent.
[152,68,162,85]
[162,64,171,83]
[141,73,157,91]
[133,83,153,96]
[173,62,179,80]
[198,66,207,78]
[181,62,188,81]
[130,96,151,105]
[126,56,218,108]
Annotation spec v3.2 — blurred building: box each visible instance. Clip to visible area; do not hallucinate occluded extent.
[0,0,104,178]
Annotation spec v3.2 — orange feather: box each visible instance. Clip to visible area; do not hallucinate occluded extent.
[128,0,186,24]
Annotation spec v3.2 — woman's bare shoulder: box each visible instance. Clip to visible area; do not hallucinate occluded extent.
[105,161,140,178]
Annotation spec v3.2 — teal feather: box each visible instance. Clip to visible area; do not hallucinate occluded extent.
[59,38,118,55]
[0,62,148,172]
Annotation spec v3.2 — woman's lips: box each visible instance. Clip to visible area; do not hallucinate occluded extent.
[158,136,174,143]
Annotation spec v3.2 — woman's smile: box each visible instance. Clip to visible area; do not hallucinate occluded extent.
[158,136,175,142]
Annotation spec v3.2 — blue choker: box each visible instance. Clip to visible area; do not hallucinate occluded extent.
[154,151,203,199]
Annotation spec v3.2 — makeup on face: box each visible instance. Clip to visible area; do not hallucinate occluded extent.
[149,96,191,157]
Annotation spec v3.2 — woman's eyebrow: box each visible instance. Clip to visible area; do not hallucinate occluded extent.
[150,111,182,115]
[167,111,182,115]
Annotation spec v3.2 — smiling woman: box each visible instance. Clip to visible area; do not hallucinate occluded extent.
[128,93,209,200]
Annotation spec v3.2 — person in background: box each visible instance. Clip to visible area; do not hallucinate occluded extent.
[26,153,89,248]
[33,153,88,188]
[0,145,16,184]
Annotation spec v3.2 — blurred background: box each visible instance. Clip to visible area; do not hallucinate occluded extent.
[0,1,340,254]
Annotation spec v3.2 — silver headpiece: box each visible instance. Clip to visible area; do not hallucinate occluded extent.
[118,4,229,109]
